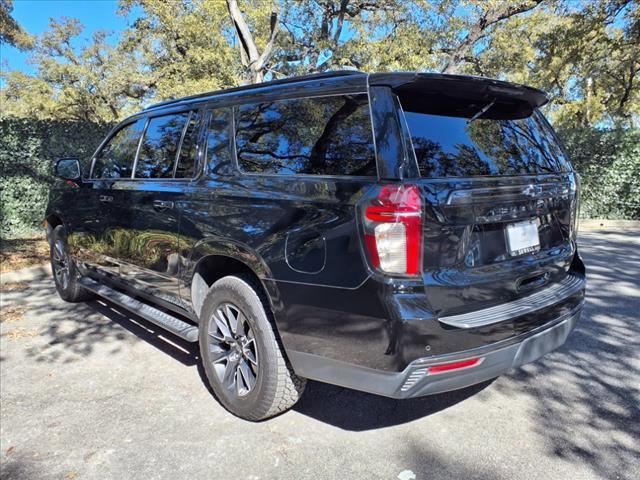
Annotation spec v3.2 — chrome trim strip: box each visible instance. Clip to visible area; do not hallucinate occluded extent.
[438,273,585,328]
[446,182,571,205]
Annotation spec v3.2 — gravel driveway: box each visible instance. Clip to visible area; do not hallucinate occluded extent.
[1,230,638,480]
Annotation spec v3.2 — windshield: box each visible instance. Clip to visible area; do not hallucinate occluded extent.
[401,104,571,178]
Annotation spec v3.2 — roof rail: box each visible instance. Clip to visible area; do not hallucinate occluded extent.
[143,70,365,111]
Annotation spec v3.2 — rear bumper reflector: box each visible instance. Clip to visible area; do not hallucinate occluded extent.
[427,357,483,375]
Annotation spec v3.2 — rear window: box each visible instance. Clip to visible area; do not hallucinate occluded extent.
[235,94,376,176]
[402,105,570,178]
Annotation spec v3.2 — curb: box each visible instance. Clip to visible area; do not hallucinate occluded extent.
[1,264,52,284]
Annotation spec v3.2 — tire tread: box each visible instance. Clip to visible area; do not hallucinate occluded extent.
[200,273,305,420]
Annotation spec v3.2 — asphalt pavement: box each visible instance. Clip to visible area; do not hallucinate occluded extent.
[1,229,638,480]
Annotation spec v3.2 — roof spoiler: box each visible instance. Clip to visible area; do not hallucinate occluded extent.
[369,72,549,109]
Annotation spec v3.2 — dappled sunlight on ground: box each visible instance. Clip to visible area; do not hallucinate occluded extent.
[1,230,638,479]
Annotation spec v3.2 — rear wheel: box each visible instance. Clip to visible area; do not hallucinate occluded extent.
[199,274,306,421]
[50,225,94,303]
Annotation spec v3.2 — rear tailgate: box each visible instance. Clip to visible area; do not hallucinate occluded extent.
[394,78,581,318]
[419,173,579,317]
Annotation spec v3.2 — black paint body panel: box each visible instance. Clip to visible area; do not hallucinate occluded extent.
[46,71,585,386]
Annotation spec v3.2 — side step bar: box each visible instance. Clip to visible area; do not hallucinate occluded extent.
[79,277,199,342]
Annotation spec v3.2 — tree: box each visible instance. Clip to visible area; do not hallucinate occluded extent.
[119,0,240,99]
[439,0,544,74]
[2,18,150,122]
[0,0,33,50]
[226,0,280,83]
[476,0,639,128]
[0,0,637,127]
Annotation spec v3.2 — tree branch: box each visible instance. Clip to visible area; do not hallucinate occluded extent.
[442,0,544,74]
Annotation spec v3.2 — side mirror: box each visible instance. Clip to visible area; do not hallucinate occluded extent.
[54,158,81,181]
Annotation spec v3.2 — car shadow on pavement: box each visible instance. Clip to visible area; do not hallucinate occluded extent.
[292,378,494,431]
[91,298,495,431]
[6,277,494,431]
[88,299,199,367]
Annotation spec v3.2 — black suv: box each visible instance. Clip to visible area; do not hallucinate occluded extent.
[46,71,586,420]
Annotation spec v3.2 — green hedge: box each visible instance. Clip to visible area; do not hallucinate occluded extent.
[0,118,113,237]
[559,128,640,220]
[0,117,638,238]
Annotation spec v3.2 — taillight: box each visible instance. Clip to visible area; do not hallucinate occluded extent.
[362,184,423,276]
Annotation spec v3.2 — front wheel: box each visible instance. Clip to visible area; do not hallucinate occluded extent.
[199,274,306,421]
[50,225,94,303]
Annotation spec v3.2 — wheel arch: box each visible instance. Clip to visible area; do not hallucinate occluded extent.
[185,238,278,319]
[44,213,65,243]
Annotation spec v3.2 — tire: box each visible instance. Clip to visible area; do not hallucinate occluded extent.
[50,225,94,303]
[198,274,306,421]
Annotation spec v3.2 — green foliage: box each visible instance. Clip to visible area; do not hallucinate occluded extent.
[1,17,154,122]
[559,128,640,219]
[118,0,240,99]
[0,0,637,228]
[479,0,639,129]
[2,0,637,127]
[0,0,34,50]
[0,117,113,237]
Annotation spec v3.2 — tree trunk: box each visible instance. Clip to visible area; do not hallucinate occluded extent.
[226,0,279,83]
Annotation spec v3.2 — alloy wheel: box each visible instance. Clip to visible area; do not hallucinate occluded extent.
[207,302,259,397]
[52,240,70,290]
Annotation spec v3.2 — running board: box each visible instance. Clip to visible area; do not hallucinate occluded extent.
[79,277,199,342]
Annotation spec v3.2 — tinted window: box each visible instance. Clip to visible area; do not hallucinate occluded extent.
[205,109,231,175]
[92,119,145,179]
[135,113,189,179]
[403,107,570,178]
[175,112,201,178]
[235,94,376,176]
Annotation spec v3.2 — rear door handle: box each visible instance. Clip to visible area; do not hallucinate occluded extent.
[153,200,174,211]
[99,195,113,203]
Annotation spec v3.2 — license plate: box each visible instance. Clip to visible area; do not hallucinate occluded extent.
[506,219,540,256]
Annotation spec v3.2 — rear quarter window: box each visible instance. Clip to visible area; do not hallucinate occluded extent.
[234,94,376,177]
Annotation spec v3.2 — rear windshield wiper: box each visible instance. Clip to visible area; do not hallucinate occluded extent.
[467,98,497,125]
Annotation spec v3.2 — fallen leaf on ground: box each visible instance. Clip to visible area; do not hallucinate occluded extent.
[1,282,29,292]
[65,472,79,480]
[2,327,39,340]
[5,446,15,455]
[0,236,49,271]
[0,306,27,323]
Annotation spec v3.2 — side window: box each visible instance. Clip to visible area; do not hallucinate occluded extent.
[175,112,202,178]
[234,94,376,176]
[205,109,231,175]
[92,119,145,179]
[135,113,189,179]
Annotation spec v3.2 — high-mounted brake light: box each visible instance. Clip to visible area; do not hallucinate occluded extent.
[362,184,423,276]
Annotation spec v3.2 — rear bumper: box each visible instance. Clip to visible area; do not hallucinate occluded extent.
[289,301,582,399]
